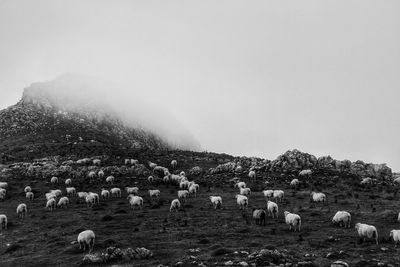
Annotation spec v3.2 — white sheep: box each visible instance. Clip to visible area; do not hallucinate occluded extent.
[240,187,251,196]
[355,223,378,244]
[290,179,299,188]
[57,196,69,208]
[148,189,160,200]
[332,211,351,228]
[284,211,301,231]
[85,195,96,207]
[299,169,312,178]
[93,159,101,166]
[106,176,115,184]
[77,192,88,202]
[188,184,197,197]
[124,159,131,165]
[235,194,248,210]
[65,178,72,186]
[273,190,284,203]
[361,177,373,185]
[50,176,58,184]
[88,171,96,179]
[235,181,246,189]
[253,209,266,226]
[178,190,189,202]
[180,171,186,177]
[171,160,178,169]
[125,187,139,195]
[24,186,32,193]
[129,196,144,210]
[101,189,110,199]
[131,159,138,165]
[0,214,7,230]
[170,199,181,212]
[248,170,256,180]
[16,204,28,218]
[267,200,279,218]
[180,180,190,189]
[148,161,157,169]
[45,192,57,201]
[66,187,76,196]
[26,192,34,200]
[50,189,62,197]
[209,196,222,209]
[111,188,121,198]
[46,198,57,211]
[76,230,95,252]
[390,230,400,248]
[97,170,105,178]
[311,192,326,204]
[0,182,8,188]
[263,190,274,198]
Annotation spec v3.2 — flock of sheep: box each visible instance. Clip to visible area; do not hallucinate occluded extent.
[1,157,400,258]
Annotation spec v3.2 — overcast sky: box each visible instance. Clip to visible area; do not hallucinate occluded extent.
[0,0,399,170]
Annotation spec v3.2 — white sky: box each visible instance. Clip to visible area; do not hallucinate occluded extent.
[0,0,399,170]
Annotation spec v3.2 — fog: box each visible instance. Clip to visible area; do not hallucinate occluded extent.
[0,1,399,170]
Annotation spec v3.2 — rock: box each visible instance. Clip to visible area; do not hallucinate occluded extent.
[189,166,203,176]
[82,253,104,264]
[297,261,317,267]
[331,261,349,267]
[239,261,249,266]
[224,261,234,266]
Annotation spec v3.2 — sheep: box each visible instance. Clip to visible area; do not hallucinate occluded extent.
[50,189,62,197]
[125,187,139,195]
[75,230,95,252]
[252,208,266,226]
[235,182,246,189]
[355,223,378,244]
[148,189,161,200]
[240,187,251,196]
[248,170,256,180]
[263,190,274,198]
[46,198,57,211]
[188,184,198,197]
[111,188,121,198]
[209,196,222,209]
[129,196,144,210]
[101,189,110,199]
[17,203,28,218]
[57,196,69,208]
[24,186,32,193]
[0,214,7,230]
[170,199,181,212]
[66,187,76,196]
[273,190,284,203]
[88,192,99,204]
[299,169,312,178]
[85,195,96,207]
[65,178,72,186]
[148,161,157,169]
[267,200,279,218]
[45,192,57,201]
[361,177,373,185]
[311,192,326,204]
[284,211,301,231]
[106,176,115,184]
[93,159,101,166]
[171,160,178,169]
[178,190,189,202]
[87,171,96,179]
[290,179,299,188]
[26,192,34,200]
[148,176,155,183]
[97,170,105,178]
[130,159,138,165]
[77,192,88,202]
[180,171,186,177]
[50,176,58,184]
[235,194,248,210]
[390,230,400,248]
[0,182,8,188]
[332,211,351,228]
[180,180,190,190]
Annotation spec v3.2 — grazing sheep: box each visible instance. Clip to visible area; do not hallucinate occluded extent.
[188,184,198,197]
[16,203,28,218]
[24,186,32,193]
[171,160,178,169]
[0,182,8,188]
[26,192,34,200]
[50,176,58,184]
[148,176,155,183]
[50,189,62,197]
[235,194,248,210]
[0,214,7,230]
[85,195,96,207]
[263,190,274,198]
[235,182,246,189]
[101,189,110,199]
[390,230,400,248]
[209,196,222,209]
[77,192,88,202]
[273,190,284,203]
[180,180,190,190]
[290,179,299,188]
[97,170,105,178]
[170,199,181,212]
[267,200,279,218]
[93,159,101,166]
[299,169,312,178]
[110,188,121,198]
[178,190,189,202]
[88,171,96,179]
[129,196,144,210]
[252,208,266,226]
[284,211,301,231]
[332,211,351,228]
[125,187,139,195]
[148,189,161,200]
[45,192,57,201]
[57,196,69,208]
[76,230,95,252]
[248,170,256,180]
[355,223,378,244]
[66,187,76,196]
[88,192,99,204]
[240,187,251,196]
[65,178,72,186]
[46,198,57,211]
[124,159,131,165]
[311,192,326,204]
[106,176,115,184]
